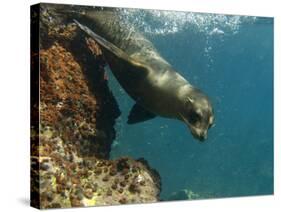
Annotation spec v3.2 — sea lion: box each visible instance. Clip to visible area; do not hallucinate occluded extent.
[69,8,214,141]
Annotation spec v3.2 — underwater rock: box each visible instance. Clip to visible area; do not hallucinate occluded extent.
[34,127,161,208]
[31,4,161,209]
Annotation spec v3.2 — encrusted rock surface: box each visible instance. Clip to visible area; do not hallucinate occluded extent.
[31,4,161,209]
[34,127,160,208]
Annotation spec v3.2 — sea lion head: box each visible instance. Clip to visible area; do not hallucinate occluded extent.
[178,88,214,142]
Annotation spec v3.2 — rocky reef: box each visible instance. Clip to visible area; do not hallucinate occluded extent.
[31,4,161,209]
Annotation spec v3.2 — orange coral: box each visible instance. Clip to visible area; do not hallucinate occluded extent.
[40,42,97,145]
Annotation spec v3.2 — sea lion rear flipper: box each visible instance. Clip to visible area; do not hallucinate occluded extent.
[74,19,149,74]
[74,19,124,56]
[127,103,156,124]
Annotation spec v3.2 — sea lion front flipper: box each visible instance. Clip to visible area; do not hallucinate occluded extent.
[127,103,156,124]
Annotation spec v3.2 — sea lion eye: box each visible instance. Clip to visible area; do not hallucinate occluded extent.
[189,112,201,125]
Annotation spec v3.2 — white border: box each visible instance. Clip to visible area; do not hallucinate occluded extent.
[0,0,279,211]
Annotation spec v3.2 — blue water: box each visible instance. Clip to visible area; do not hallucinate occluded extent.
[109,10,273,200]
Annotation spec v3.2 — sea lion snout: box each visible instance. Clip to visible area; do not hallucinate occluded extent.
[179,88,214,142]
[190,126,208,142]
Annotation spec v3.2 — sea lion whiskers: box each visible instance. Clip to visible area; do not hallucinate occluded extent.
[179,110,208,142]
[178,112,190,127]
[178,112,207,141]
